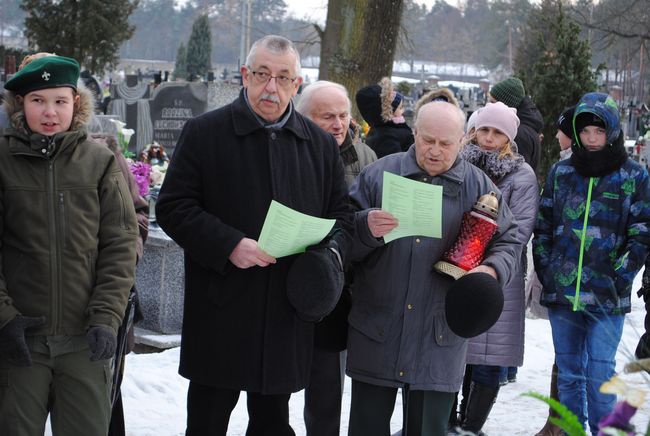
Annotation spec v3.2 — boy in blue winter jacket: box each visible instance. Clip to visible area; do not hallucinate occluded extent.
[533,92,650,435]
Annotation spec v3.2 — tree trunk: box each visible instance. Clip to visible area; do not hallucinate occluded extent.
[319,0,404,117]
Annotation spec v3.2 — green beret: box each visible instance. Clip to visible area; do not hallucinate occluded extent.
[4,55,80,96]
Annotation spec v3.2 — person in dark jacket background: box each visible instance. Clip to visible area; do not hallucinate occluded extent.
[155,35,354,436]
[489,76,544,174]
[356,77,414,158]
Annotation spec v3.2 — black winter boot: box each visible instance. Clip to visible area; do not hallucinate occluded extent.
[460,382,499,435]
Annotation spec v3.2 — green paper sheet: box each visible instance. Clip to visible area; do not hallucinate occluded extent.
[258,200,336,258]
[381,171,443,243]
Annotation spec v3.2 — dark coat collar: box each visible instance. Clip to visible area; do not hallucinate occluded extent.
[231,88,309,140]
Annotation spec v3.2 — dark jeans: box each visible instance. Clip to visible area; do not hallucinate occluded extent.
[185,382,295,436]
[498,366,518,384]
[304,348,346,436]
[469,364,502,389]
[348,379,454,436]
[548,306,624,434]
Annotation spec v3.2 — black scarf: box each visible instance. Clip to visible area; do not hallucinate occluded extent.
[339,133,359,167]
[460,143,525,183]
[570,131,627,177]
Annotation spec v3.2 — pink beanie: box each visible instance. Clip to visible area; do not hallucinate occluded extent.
[466,108,481,133]
[474,102,520,143]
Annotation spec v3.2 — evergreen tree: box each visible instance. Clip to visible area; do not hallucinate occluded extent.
[21,0,138,73]
[185,14,212,80]
[515,0,599,180]
[174,42,187,80]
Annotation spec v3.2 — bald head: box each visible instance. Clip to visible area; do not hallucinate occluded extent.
[413,102,466,176]
[415,101,465,136]
[296,81,351,146]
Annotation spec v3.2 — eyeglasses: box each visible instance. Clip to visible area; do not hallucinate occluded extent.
[249,70,297,88]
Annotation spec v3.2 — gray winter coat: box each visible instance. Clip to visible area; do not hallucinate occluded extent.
[346,146,520,391]
[466,160,539,367]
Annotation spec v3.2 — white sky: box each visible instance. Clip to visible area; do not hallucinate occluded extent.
[284,0,453,24]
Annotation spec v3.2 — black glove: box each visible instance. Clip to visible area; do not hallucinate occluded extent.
[636,285,650,360]
[0,315,46,366]
[86,326,117,361]
[636,333,650,360]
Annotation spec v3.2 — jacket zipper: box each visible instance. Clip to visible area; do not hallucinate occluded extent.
[46,136,62,332]
[59,192,67,249]
[573,177,595,311]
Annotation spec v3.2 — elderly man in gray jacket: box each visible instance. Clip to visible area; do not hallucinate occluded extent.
[346,101,520,436]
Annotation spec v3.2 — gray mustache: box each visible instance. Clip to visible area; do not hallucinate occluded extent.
[260,93,280,104]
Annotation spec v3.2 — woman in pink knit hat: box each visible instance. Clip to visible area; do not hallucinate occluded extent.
[449,102,540,435]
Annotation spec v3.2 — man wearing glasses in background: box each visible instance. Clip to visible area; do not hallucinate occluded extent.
[155,35,353,435]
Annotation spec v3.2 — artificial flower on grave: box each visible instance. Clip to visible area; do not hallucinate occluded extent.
[110,119,136,158]
[597,374,647,436]
[149,164,166,188]
[128,159,152,197]
[523,358,650,436]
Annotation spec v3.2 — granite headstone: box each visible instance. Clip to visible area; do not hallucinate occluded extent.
[149,82,207,157]
[135,225,184,335]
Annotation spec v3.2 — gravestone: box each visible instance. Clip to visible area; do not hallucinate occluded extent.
[88,114,120,135]
[149,82,207,157]
[107,75,151,155]
[206,81,241,112]
[135,225,184,335]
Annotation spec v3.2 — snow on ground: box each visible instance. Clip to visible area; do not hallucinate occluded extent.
[115,271,650,436]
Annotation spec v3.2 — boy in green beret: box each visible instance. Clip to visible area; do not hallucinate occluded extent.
[0,54,138,435]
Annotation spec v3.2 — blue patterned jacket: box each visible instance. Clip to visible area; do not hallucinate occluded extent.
[533,158,650,314]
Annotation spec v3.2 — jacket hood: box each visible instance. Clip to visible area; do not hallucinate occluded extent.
[415,87,460,118]
[572,92,621,148]
[355,77,399,127]
[2,80,95,135]
[516,96,543,133]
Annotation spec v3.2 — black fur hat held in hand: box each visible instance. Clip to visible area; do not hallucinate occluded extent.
[445,272,504,338]
[287,247,344,322]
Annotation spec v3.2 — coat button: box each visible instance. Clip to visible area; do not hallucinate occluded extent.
[422,177,427,182]
[407,304,413,310]
[415,238,421,243]
[399,371,405,376]
[270,132,277,140]
[41,148,47,153]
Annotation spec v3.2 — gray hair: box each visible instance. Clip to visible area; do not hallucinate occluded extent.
[245,35,302,78]
[295,80,351,116]
[414,101,466,134]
